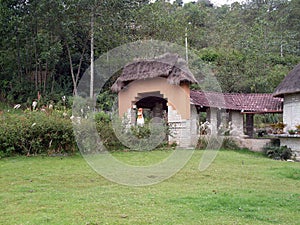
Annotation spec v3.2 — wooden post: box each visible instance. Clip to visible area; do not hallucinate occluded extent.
[246,114,254,138]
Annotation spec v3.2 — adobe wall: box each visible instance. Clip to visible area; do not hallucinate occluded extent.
[118,77,190,119]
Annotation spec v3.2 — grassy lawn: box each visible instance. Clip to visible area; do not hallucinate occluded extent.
[1,150,300,225]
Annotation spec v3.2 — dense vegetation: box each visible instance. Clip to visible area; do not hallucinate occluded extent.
[0,0,299,107]
[0,110,75,157]
[0,109,125,157]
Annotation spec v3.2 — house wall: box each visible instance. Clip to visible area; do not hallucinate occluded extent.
[118,77,190,119]
[279,93,300,161]
[283,93,300,132]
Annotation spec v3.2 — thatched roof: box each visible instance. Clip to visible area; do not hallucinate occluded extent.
[273,63,300,97]
[111,53,197,92]
[190,90,283,113]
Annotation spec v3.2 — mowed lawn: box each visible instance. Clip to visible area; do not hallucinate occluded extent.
[1,150,299,225]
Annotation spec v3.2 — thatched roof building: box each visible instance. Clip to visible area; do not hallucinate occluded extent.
[111,53,197,92]
[273,63,300,97]
[272,63,300,161]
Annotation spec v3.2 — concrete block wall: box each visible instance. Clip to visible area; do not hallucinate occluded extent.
[168,105,193,148]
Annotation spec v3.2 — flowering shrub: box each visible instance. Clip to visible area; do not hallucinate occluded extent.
[0,111,76,157]
[0,110,173,157]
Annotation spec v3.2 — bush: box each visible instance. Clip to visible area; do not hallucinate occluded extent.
[94,112,124,151]
[95,114,170,151]
[263,139,293,160]
[0,111,76,157]
[196,136,209,149]
[222,137,240,150]
[196,136,240,150]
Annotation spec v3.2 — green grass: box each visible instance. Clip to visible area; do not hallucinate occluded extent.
[1,150,300,225]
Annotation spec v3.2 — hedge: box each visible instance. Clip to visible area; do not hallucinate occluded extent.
[0,111,76,157]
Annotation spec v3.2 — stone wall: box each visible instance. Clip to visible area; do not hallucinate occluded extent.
[232,137,271,152]
[280,137,300,161]
[168,104,193,148]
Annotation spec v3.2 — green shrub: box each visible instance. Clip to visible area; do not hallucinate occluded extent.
[263,139,293,160]
[94,112,124,151]
[196,136,240,150]
[0,111,76,157]
[95,114,170,151]
[222,137,240,150]
[130,125,151,139]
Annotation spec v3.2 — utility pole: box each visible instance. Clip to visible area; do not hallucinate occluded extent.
[185,26,188,64]
[90,12,94,99]
[185,22,191,64]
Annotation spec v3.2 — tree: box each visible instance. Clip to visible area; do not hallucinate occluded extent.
[0,0,299,105]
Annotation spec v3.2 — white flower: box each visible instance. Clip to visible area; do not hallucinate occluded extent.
[70,116,81,124]
[32,101,38,110]
[14,104,21,109]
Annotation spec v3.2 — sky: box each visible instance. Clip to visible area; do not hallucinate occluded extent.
[176,0,245,6]
[207,0,245,6]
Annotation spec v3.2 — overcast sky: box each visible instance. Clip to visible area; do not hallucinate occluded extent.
[208,0,245,6]
[177,0,245,6]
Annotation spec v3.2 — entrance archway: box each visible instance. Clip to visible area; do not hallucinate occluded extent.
[135,95,168,122]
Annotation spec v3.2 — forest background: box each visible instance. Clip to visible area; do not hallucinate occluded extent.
[0,0,299,108]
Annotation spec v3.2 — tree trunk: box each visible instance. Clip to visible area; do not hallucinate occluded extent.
[34,38,38,91]
[44,61,48,94]
[66,42,87,96]
[66,44,77,96]
[51,72,55,93]
[16,26,23,82]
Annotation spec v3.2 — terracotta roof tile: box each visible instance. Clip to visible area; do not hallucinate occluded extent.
[190,91,283,113]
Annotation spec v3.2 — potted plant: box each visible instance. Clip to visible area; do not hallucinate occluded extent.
[288,129,296,135]
[270,122,286,134]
